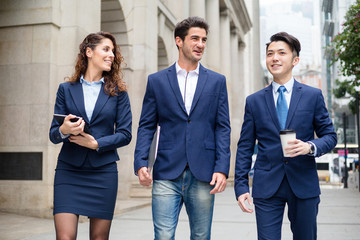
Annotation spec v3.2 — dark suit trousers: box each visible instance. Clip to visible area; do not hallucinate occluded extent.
[253,176,320,240]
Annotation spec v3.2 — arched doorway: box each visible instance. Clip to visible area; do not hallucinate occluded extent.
[101,0,129,65]
[158,37,169,71]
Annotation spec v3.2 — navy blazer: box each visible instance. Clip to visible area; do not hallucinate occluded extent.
[134,64,231,182]
[49,81,132,167]
[234,80,337,199]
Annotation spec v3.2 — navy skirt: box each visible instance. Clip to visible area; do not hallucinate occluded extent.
[53,158,118,220]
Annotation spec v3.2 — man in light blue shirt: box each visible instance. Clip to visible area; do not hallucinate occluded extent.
[235,32,337,240]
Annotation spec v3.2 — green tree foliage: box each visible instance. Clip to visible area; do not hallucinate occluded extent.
[328,0,360,114]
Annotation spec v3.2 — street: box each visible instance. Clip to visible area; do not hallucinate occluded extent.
[1,184,360,240]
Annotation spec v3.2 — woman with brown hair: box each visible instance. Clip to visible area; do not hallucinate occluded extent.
[49,32,132,239]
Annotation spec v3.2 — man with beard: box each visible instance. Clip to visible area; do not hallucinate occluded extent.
[134,16,231,240]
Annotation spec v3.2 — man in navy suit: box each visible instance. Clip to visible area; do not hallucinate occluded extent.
[235,32,337,240]
[134,17,230,239]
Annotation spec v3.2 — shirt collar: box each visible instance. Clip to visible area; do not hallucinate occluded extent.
[175,62,200,75]
[80,75,105,85]
[272,77,294,94]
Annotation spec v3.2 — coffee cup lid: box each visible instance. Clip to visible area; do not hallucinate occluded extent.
[280,129,296,134]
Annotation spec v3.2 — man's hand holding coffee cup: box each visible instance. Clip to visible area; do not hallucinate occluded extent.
[284,139,311,157]
[280,130,312,157]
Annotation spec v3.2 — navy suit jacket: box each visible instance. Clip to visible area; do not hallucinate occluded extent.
[234,80,337,199]
[49,81,132,167]
[134,64,231,182]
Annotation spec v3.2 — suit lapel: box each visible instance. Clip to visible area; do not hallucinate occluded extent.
[189,64,207,115]
[264,84,281,130]
[69,82,90,123]
[167,64,187,114]
[286,80,302,129]
[91,84,110,123]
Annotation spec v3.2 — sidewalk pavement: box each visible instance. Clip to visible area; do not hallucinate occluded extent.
[1,184,360,240]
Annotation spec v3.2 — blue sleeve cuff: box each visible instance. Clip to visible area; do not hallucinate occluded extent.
[59,128,70,139]
[307,141,317,156]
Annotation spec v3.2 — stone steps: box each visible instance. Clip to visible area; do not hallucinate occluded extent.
[129,181,152,198]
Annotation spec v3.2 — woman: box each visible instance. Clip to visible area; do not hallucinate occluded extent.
[49,32,132,240]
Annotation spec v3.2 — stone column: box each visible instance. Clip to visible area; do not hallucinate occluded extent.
[229,29,240,178]
[130,0,158,129]
[231,30,242,119]
[243,34,251,97]
[129,0,158,118]
[182,0,190,18]
[220,9,231,80]
[251,0,262,92]
[205,0,220,72]
[189,0,207,66]
[190,0,206,18]
[132,0,158,75]
[126,0,158,197]
[219,9,232,178]
[238,41,246,109]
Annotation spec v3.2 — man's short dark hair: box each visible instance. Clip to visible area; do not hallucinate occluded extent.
[266,32,301,57]
[174,16,209,42]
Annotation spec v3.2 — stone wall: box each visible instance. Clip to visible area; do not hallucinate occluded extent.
[0,0,262,217]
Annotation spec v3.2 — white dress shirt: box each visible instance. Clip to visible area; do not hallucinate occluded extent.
[176,62,199,115]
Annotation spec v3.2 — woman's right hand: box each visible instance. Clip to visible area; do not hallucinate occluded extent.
[59,114,85,136]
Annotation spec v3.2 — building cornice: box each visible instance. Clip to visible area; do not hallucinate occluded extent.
[230,0,252,34]
[158,1,176,29]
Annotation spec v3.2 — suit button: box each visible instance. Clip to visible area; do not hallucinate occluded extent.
[284,160,288,164]
[188,119,191,123]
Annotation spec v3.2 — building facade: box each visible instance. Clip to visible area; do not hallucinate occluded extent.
[0,0,261,217]
[320,0,357,144]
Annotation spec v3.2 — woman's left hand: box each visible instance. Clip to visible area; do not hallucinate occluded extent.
[69,132,99,150]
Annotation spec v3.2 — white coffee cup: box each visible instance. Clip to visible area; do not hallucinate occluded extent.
[280,130,296,157]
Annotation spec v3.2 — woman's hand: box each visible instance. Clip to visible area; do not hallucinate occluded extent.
[59,114,98,150]
[59,114,85,136]
[69,132,99,150]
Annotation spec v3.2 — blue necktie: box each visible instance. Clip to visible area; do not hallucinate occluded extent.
[276,86,288,130]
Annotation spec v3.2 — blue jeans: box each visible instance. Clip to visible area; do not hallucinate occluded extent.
[152,168,215,240]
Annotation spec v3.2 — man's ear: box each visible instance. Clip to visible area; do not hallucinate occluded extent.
[292,56,300,66]
[86,47,92,58]
[175,36,183,49]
